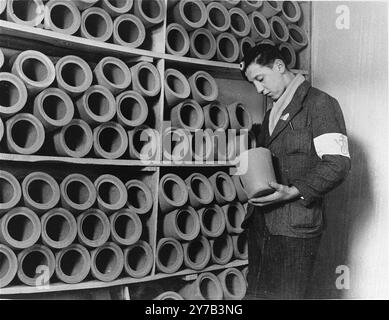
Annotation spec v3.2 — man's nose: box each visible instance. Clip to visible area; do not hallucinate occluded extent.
[254,81,264,94]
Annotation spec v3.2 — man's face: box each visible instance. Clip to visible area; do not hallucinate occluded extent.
[245,61,286,101]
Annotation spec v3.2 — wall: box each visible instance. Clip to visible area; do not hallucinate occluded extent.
[310,1,389,299]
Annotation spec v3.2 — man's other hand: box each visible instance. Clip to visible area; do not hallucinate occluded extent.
[248,182,301,207]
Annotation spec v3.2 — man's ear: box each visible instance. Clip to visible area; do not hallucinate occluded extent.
[273,59,286,73]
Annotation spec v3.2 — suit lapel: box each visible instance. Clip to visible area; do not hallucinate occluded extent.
[266,81,311,147]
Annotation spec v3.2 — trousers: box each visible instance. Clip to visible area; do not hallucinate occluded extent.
[244,213,321,300]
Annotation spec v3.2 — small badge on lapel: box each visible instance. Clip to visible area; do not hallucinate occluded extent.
[280,113,290,121]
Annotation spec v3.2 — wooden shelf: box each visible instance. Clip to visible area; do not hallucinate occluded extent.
[0,153,235,168]
[0,260,247,295]
[0,153,157,170]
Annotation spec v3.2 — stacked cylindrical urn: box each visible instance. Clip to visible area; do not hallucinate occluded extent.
[0,169,155,287]
[2,0,166,49]
[166,0,308,67]
[0,49,161,160]
[155,168,249,299]
[163,67,256,162]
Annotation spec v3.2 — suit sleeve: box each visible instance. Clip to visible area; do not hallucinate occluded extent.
[290,94,351,206]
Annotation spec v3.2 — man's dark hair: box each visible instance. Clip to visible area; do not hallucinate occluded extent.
[240,44,288,80]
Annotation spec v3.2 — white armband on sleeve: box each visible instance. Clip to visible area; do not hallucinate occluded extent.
[313,133,350,159]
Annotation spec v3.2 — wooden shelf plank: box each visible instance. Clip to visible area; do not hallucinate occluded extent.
[0,154,235,168]
[0,260,248,295]
[0,153,156,170]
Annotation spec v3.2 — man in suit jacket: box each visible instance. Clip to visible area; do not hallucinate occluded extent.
[240,44,351,299]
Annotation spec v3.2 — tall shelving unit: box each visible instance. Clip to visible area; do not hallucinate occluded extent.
[0,0,311,299]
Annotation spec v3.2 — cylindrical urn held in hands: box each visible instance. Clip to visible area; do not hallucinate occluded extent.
[238,147,277,199]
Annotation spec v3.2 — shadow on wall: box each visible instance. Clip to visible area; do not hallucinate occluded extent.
[308,136,373,299]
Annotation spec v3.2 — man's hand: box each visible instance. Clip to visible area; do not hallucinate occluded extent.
[248,182,301,207]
